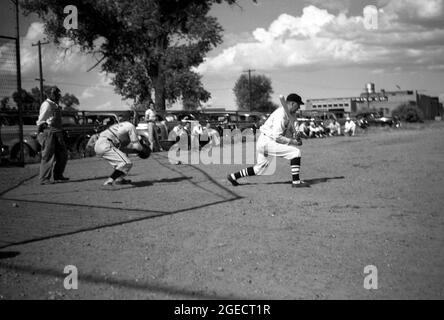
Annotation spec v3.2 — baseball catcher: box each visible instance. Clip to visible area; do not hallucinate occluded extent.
[227,93,310,188]
[94,111,143,186]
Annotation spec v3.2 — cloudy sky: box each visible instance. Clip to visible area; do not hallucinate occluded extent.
[1,0,443,110]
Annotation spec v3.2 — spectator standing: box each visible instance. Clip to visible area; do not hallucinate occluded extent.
[36,86,69,185]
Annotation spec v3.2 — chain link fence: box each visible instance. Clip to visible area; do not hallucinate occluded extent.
[0,36,18,111]
[0,35,24,164]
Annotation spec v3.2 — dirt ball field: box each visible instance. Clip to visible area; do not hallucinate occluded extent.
[1,123,443,299]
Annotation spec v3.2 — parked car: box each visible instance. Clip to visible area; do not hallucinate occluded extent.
[0,112,42,163]
[0,134,8,163]
[134,111,179,150]
[201,111,266,136]
[355,111,394,127]
[0,111,98,162]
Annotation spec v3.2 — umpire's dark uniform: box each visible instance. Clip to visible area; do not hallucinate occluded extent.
[37,87,68,185]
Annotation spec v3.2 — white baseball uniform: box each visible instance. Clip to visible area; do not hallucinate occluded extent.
[94,121,139,174]
[254,107,301,175]
[344,120,356,136]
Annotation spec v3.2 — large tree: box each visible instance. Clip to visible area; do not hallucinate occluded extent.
[21,0,255,110]
[233,73,276,112]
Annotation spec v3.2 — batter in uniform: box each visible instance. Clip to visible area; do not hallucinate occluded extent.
[227,93,310,188]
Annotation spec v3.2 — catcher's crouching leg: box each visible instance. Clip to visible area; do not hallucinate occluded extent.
[102,149,133,186]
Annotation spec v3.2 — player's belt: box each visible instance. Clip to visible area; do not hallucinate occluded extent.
[106,129,121,147]
[106,138,121,148]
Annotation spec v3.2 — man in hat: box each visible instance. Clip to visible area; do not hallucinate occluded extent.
[94,111,143,186]
[344,117,356,136]
[36,86,69,185]
[227,93,310,188]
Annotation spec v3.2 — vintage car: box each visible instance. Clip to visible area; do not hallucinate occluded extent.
[200,111,266,136]
[355,111,395,127]
[0,111,97,163]
[0,112,43,163]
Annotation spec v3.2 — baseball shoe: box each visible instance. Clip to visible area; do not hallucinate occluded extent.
[292,181,311,188]
[227,174,239,186]
[103,178,114,186]
[54,176,70,183]
[40,180,54,185]
[114,178,132,185]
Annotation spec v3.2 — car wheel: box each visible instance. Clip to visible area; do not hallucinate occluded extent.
[77,138,91,158]
[11,144,40,164]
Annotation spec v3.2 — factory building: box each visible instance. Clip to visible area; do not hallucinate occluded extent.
[303,83,443,120]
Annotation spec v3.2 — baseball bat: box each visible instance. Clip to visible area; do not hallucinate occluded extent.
[279,95,290,117]
[279,94,297,122]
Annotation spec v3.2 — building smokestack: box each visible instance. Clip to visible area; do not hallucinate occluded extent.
[366,83,375,94]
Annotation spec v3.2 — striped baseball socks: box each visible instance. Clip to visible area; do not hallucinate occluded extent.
[291,157,301,184]
[291,157,310,187]
[228,167,255,186]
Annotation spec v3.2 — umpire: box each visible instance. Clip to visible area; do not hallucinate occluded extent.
[36,86,69,185]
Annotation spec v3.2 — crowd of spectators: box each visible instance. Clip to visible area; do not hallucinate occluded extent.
[294,117,358,139]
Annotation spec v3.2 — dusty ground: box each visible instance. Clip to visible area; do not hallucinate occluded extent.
[0,123,443,300]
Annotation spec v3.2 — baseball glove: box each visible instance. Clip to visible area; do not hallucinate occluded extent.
[138,139,152,159]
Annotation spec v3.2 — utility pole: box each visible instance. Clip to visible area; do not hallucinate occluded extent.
[32,40,50,104]
[12,0,24,166]
[243,69,255,111]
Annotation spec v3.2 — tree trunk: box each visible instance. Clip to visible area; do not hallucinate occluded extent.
[152,35,168,111]
[153,73,166,111]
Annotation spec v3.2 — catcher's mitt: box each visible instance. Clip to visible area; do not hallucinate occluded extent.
[138,139,152,159]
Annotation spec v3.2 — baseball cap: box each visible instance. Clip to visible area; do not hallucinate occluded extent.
[286,93,305,105]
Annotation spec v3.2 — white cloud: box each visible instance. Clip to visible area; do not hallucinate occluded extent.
[304,0,351,13]
[19,22,100,75]
[79,72,114,101]
[80,87,95,99]
[24,22,45,42]
[380,0,443,20]
[197,2,444,75]
[94,101,112,110]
